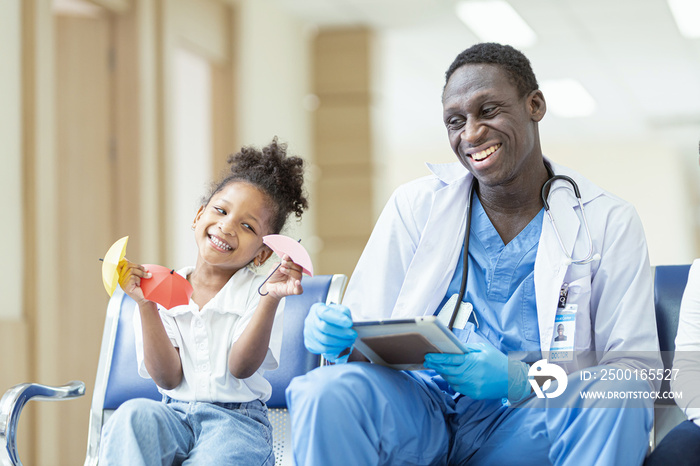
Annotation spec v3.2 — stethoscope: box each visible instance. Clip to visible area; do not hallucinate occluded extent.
[448,165,600,330]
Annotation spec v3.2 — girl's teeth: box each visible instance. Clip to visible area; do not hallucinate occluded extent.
[210,236,231,250]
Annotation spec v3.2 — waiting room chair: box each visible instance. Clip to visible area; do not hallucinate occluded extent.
[650,264,691,449]
[1,274,347,466]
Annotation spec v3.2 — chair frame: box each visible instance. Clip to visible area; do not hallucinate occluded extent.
[84,285,141,466]
[1,381,85,466]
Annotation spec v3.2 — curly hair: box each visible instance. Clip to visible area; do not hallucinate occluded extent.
[444,43,538,98]
[205,137,308,234]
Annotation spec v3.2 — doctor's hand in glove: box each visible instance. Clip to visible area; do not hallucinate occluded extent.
[423,342,530,401]
[304,303,357,364]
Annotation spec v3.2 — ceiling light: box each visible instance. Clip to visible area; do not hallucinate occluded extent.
[667,0,700,38]
[539,79,596,118]
[455,0,537,48]
[53,0,103,17]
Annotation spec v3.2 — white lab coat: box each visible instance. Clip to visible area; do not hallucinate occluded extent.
[344,159,662,381]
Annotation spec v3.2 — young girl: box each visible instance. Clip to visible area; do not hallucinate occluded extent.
[100,138,308,465]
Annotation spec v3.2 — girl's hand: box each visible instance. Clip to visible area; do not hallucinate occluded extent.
[261,254,304,300]
[117,259,153,306]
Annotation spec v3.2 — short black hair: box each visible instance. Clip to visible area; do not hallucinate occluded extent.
[205,137,309,234]
[444,43,538,98]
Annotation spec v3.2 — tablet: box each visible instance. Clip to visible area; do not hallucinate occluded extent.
[352,316,467,370]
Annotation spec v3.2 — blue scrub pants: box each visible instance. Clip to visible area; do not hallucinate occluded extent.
[286,362,653,466]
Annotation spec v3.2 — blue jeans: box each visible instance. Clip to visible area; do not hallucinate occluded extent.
[99,396,274,465]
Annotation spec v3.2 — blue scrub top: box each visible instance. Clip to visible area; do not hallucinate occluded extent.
[439,195,544,353]
[424,195,544,395]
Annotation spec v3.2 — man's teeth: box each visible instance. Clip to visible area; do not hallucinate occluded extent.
[471,144,501,161]
[210,236,232,250]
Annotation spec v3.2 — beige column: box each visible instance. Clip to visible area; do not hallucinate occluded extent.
[313,28,374,278]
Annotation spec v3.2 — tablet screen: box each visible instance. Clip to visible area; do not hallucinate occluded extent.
[359,332,440,365]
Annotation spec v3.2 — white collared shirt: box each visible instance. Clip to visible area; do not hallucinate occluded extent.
[672,259,700,426]
[133,266,284,403]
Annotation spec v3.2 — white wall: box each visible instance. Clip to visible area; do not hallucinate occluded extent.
[171,48,213,270]
[542,137,698,266]
[236,0,315,252]
[0,0,23,320]
[371,27,463,216]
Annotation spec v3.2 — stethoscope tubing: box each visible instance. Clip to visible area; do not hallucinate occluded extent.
[449,180,475,330]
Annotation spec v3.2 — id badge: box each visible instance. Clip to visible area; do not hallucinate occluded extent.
[436,293,477,330]
[550,304,576,362]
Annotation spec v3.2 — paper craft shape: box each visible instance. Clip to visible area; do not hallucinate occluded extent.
[262,234,314,276]
[140,264,194,309]
[102,236,129,296]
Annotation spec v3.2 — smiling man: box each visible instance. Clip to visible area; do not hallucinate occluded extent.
[288,43,662,466]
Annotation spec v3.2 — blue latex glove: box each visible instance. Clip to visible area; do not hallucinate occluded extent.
[303,303,357,364]
[423,342,530,401]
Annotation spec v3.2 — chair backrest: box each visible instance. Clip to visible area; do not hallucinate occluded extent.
[265,274,334,408]
[84,273,347,465]
[653,264,691,405]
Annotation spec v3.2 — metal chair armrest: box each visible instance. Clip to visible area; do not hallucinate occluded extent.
[1,381,85,466]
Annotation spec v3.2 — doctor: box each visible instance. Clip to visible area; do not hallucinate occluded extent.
[288,43,662,465]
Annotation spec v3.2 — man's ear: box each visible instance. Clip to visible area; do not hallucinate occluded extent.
[528,89,546,122]
[255,246,273,266]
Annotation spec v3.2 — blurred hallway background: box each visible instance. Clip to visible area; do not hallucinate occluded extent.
[1,0,699,463]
